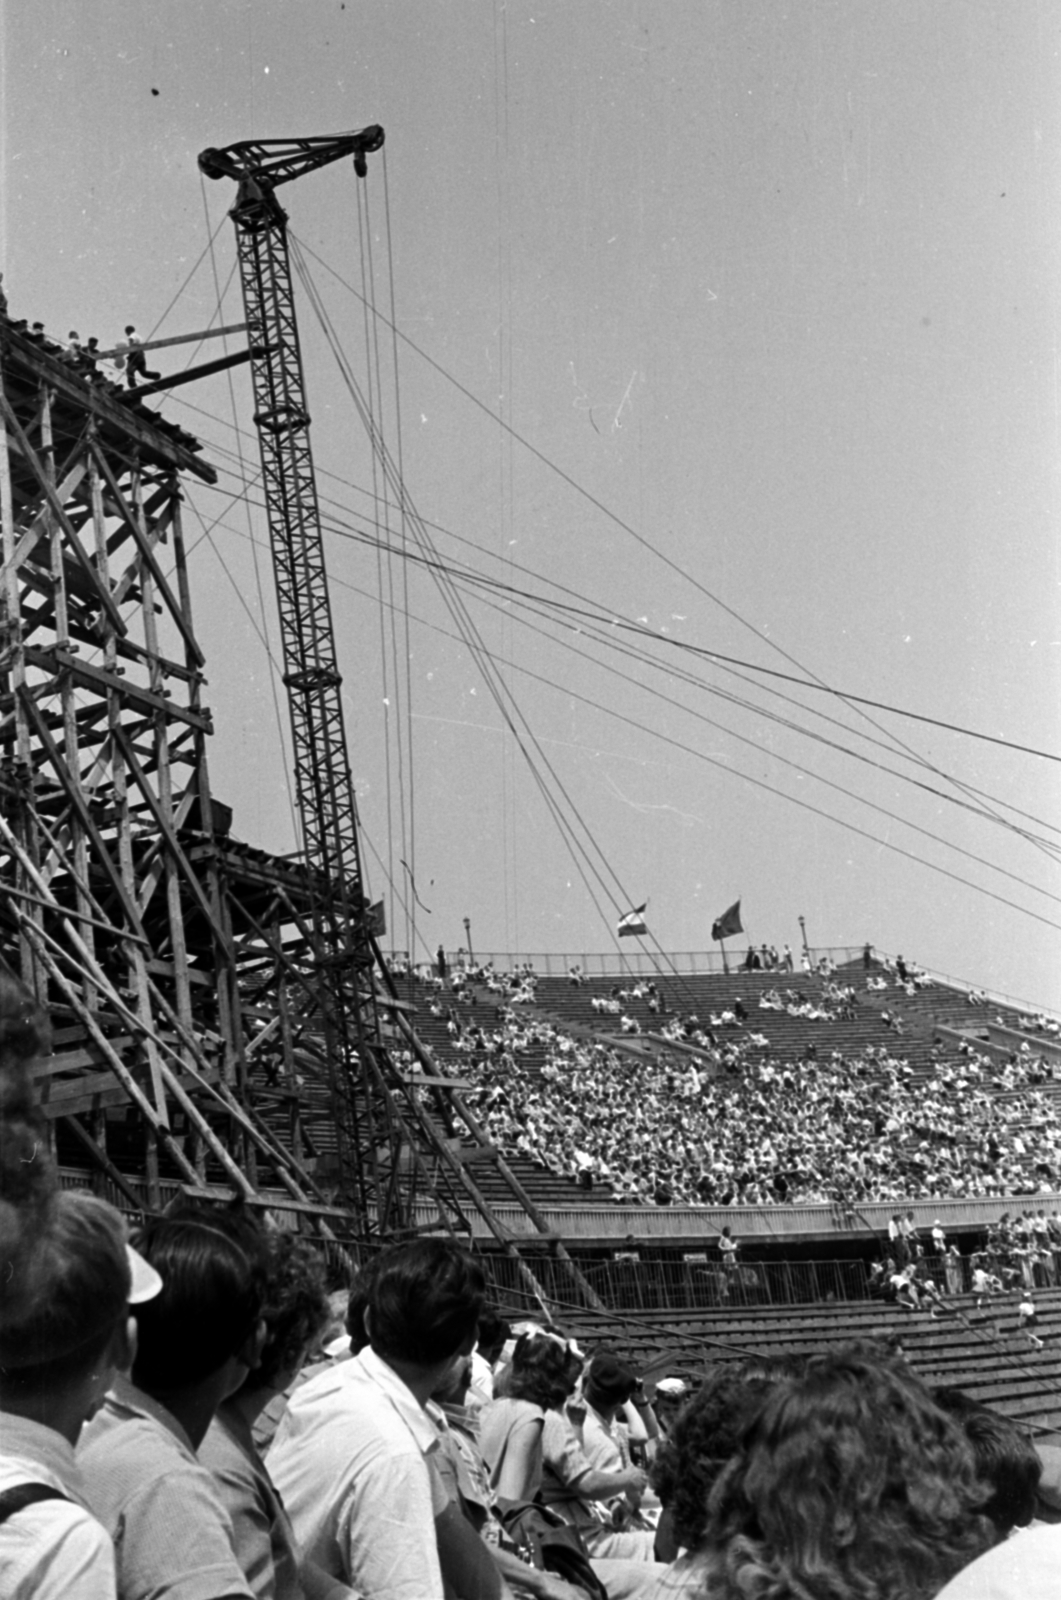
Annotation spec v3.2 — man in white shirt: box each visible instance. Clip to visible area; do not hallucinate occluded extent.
[269,1238,506,1600]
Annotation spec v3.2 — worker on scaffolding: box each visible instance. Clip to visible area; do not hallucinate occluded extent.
[120,325,161,388]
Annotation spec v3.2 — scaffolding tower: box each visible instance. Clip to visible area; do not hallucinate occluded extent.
[0,227,600,1309]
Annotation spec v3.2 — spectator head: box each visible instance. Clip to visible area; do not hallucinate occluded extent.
[131,1199,269,1392]
[0,1189,147,1403]
[476,1305,512,1366]
[238,1232,330,1394]
[503,1327,583,1411]
[700,1348,993,1600]
[933,1387,1041,1538]
[584,1349,640,1414]
[345,1263,375,1354]
[432,1352,474,1406]
[315,1288,349,1352]
[365,1238,485,1371]
[652,1367,779,1548]
[653,1375,688,1430]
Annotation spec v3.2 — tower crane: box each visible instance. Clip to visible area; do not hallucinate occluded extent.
[199,128,391,1236]
[198,128,601,1306]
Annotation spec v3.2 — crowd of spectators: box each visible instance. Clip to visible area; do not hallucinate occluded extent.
[431,993,1061,1206]
[384,955,1061,1211]
[4,985,1056,1600]
[5,969,1061,1599]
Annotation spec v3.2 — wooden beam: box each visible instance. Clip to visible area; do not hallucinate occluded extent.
[23,646,213,733]
[32,1038,137,1076]
[9,452,90,573]
[0,880,149,946]
[60,1114,152,1210]
[114,347,261,401]
[89,445,205,666]
[16,689,149,941]
[93,323,249,359]
[177,1184,355,1222]
[40,1063,221,1116]
[111,725,224,942]
[0,395,129,638]
[405,1073,473,1089]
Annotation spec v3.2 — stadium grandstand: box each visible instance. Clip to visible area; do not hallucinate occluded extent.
[369,947,1061,1432]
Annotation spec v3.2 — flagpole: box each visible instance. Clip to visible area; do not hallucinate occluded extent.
[719,936,729,976]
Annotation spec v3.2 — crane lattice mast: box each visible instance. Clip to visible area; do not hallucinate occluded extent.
[200,129,390,1231]
[199,130,603,1307]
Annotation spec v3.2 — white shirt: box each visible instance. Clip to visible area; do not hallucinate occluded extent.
[267,1345,449,1600]
[0,1413,116,1600]
[467,1349,494,1410]
[581,1404,630,1476]
[935,1524,1061,1599]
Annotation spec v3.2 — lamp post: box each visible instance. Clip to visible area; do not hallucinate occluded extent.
[798,915,810,965]
[463,916,473,964]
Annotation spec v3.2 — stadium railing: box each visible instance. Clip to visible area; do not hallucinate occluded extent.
[385,948,1059,1017]
[407,1195,1061,1243]
[485,1253,877,1309]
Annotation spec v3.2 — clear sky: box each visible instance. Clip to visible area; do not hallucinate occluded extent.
[4,1,1060,1007]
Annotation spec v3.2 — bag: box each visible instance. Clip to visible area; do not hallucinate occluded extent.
[500,1500,609,1600]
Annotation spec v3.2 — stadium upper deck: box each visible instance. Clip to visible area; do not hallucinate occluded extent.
[373,951,1061,1248]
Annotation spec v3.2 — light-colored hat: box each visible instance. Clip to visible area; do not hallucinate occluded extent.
[127,1244,163,1305]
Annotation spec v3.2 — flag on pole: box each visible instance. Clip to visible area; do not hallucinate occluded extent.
[617,903,648,938]
[711,899,743,941]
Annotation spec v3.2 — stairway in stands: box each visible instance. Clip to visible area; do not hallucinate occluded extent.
[552,1286,1061,1434]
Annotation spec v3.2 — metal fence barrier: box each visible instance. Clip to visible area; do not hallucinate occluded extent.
[481,1252,873,1312]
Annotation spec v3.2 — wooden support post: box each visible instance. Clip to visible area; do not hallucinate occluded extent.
[61,1114,146,1213]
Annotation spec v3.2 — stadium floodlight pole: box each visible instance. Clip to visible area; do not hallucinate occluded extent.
[198,125,387,1228]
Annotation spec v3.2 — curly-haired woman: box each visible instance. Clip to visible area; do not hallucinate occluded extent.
[690,1347,994,1600]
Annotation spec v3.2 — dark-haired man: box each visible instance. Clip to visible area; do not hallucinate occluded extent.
[200,1233,353,1600]
[542,1350,656,1563]
[79,1204,269,1600]
[269,1238,506,1600]
[932,1387,1041,1540]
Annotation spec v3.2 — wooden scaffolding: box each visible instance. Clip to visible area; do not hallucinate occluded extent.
[0,317,601,1308]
